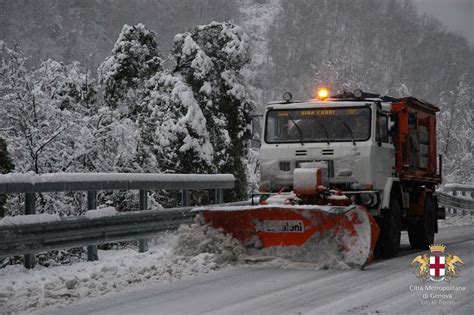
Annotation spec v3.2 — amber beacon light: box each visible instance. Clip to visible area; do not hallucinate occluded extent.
[317,88,329,100]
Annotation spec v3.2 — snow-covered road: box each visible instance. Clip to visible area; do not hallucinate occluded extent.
[45,221,474,315]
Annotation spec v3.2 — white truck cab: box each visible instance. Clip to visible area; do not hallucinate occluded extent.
[260,96,394,202]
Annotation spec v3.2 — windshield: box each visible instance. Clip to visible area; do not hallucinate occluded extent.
[265,107,371,143]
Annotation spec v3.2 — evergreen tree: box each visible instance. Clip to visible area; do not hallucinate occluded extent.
[142,72,214,174]
[171,22,254,201]
[98,23,163,117]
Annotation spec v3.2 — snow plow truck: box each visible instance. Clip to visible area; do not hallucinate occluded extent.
[194,88,444,266]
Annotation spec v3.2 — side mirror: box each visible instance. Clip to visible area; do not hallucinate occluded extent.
[388,114,397,137]
[250,137,261,148]
[250,114,263,147]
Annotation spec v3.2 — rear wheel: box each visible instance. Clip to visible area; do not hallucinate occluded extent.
[376,191,402,258]
[408,193,435,249]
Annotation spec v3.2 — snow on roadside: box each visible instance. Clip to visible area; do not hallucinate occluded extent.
[0,226,241,314]
[0,217,376,314]
[174,223,244,265]
[439,214,474,227]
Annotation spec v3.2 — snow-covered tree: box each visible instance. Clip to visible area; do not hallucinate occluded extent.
[438,73,473,184]
[0,137,14,217]
[98,23,162,117]
[33,59,96,113]
[0,55,94,174]
[0,42,102,215]
[142,73,213,174]
[171,22,254,201]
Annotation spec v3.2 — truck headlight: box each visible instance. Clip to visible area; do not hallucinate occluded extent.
[360,193,378,208]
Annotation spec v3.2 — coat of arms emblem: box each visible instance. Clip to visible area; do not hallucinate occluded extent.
[411,244,463,282]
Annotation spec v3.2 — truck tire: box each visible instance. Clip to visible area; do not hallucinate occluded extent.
[377,191,402,258]
[408,194,435,249]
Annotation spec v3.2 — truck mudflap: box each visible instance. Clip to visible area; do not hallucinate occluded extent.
[193,204,380,267]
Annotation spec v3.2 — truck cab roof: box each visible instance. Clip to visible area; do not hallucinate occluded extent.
[268,91,439,113]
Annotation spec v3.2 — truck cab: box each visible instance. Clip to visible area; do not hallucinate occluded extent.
[260,92,394,199]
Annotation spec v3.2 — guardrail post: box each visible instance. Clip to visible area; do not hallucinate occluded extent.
[452,190,457,216]
[87,191,99,261]
[215,189,224,204]
[138,190,148,253]
[24,193,36,269]
[182,189,190,207]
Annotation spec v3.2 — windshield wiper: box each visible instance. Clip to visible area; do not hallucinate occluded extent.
[287,113,304,145]
[312,116,330,145]
[336,117,356,145]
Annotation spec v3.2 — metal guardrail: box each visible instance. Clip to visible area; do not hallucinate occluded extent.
[0,173,235,268]
[0,173,235,193]
[443,184,474,194]
[436,184,474,216]
[0,207,195,257]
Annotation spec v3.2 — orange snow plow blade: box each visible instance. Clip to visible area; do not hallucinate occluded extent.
[193,205,379,266]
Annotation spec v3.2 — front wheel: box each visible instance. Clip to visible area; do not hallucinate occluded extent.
[408,193,435,249]
[376,191,402,258]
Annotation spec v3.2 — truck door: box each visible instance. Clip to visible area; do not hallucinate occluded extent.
[373,110,395,189]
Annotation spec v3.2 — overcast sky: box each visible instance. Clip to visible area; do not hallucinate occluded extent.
[413,0,474,43]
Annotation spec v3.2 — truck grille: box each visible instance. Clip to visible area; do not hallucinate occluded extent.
[295,150,307,156]
[279,161,291,172]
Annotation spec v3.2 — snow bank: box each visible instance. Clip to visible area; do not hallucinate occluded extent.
[174,223,245,265]
[0,226,243,314]
[0,212,377,313]
[176,217,366,270]
[0,213,60,226]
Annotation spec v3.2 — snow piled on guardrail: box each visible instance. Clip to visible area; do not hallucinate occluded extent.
[84,207,118,219]
[0,213,60,226]
[0,207,119,226]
